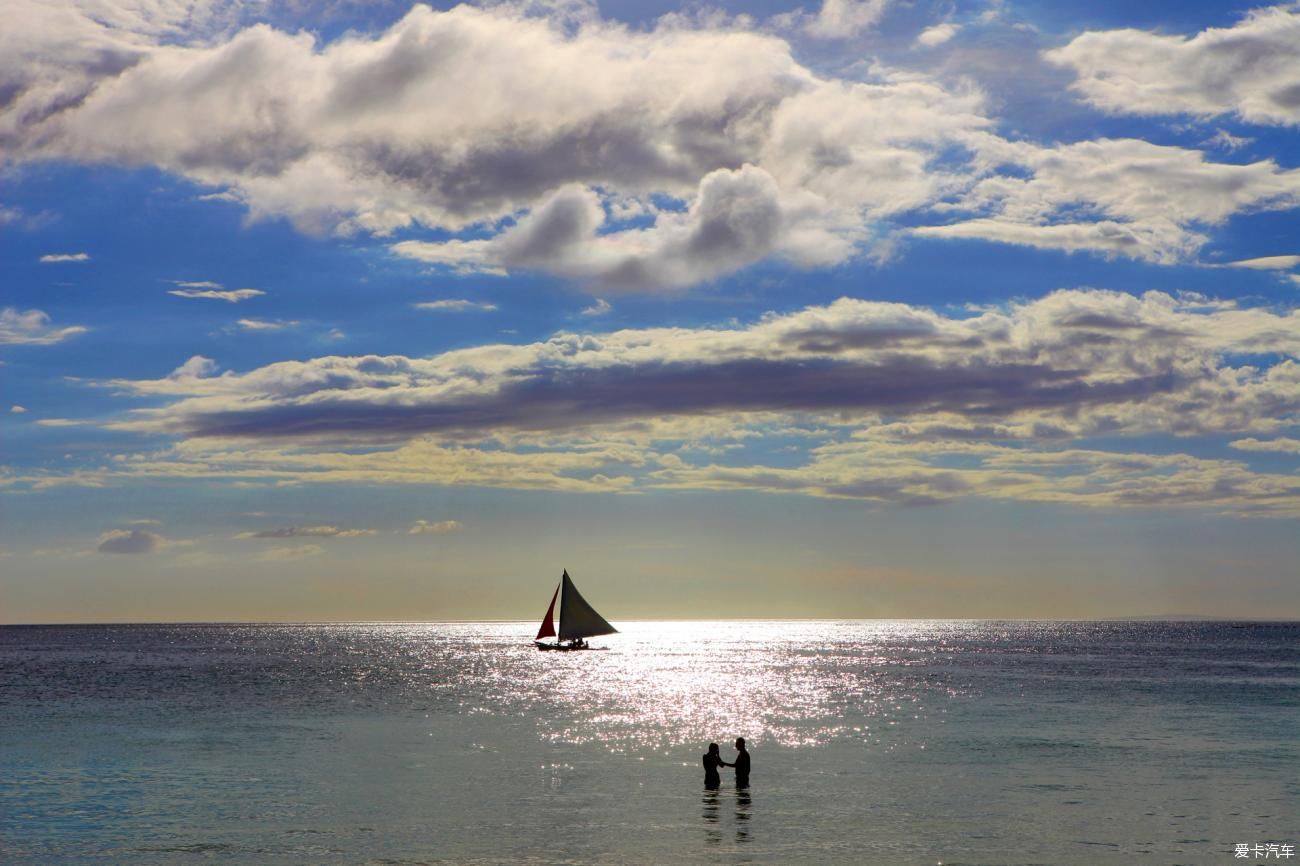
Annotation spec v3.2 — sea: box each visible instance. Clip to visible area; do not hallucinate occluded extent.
[1,621,1296,866]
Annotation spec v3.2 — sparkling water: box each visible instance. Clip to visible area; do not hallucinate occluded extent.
[2,621,1296,864]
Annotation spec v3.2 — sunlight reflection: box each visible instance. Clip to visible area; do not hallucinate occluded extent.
[502,620,969,752]
[274,620,976,755]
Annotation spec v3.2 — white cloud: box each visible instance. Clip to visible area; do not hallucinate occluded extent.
[918,137,1300,262]
[238,525,375,539]
[915,23,959,48]
[235,318,297,332]
[805,0,892,39]
[581,298,612,316]
[409,519,464,535]
[1202,130,1253,153]
[4,3,994,289]
[10,405,26,413]
[169,355,220,380]
[1230,437,1300,455]
[96,528,160,554]
[170,287,265,302]
[1226,255,1300,271]
[6,2,1300,283]
[1045,6,1300,126]
[34,418,91,428]
[174,280,223,289]
[0,308,87,345]
[39,252,89,263]
[413,300,498,312]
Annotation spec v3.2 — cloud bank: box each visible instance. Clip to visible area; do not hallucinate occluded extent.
[10,2,1291,287]
[102,289,1300,443]
[6,288,1291,516]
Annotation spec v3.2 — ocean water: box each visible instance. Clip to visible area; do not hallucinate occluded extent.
[1,621,1296,866]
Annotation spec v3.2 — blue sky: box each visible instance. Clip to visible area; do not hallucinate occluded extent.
[3,0,1300,622]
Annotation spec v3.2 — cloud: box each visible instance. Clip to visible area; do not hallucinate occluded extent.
[170,287,265,302]
[916,23,959,48]
[174,280,223,289]
[170,355,220,380]
[581,299,612,317]
[413,300,498,312]
[238,525,375,539]
[1045,6,1300,126]
[11,280,1300,516]
[1230,437,1300,455]
[10,405,26,413]
[96,529,160,554]
[409,519,463,535]
[4,3,997,288]
[395,165,788,291]
[805,0,892,38]
[917,137,1300,262]
[1202,130,1253,153]
[2,205,55,230]
[34,418,90,427]
[92,289,1300,448]
[0,308,88,345]
[1226,255,1300,271]
[5,1,1299,285]
[257,544,323,561]
[39,252,89,263]
[649,440,1300,517]
[235,318,297,332]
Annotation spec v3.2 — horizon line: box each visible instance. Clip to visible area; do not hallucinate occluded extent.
[3,616,1297,628]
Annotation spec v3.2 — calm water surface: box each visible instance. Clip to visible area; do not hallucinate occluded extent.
[1,621,1296,865]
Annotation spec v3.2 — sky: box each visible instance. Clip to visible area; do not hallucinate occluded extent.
[3,0,1300,623]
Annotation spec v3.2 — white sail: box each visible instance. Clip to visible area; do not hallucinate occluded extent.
[557,570,618,641]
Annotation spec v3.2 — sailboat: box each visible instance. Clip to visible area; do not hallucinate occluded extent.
[535,569,619,650]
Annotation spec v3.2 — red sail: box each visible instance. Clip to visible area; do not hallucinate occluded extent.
[535,584,559,640]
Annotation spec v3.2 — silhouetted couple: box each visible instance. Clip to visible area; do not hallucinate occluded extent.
[703,738,750,789]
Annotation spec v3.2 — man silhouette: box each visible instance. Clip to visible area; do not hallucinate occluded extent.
[732,737,750,788]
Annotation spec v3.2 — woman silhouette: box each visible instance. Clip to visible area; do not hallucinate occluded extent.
[702,742,728,789]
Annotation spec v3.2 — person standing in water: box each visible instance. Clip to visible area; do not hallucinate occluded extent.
[732,737,750,788]
[702,742,726,789]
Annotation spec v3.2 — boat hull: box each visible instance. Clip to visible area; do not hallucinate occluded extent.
[535,641,608,651]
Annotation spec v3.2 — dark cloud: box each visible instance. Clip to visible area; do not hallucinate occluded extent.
[158,356,1174,440]
[106,290,1300,445]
